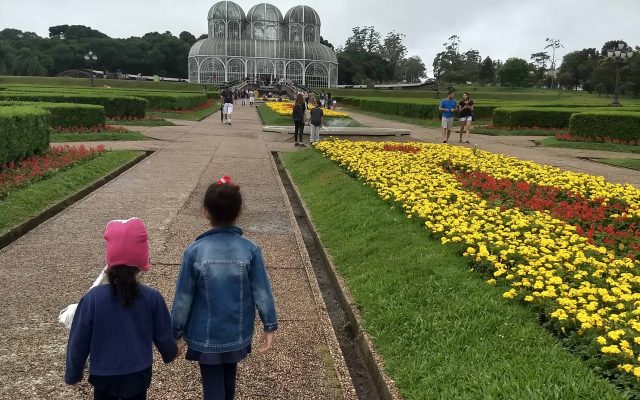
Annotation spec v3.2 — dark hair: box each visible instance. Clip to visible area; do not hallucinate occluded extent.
[107,266,140,308]
[316,100,322,107]
[295,93,305,106]
[204,183,242,226]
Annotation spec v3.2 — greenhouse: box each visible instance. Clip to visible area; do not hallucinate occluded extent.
[188,2,338,88]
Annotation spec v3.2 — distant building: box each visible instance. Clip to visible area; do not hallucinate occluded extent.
[188,2,338,88]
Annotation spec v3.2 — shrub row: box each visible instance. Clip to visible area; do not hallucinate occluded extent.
[493,107,640,129]
[336,97,496,120]
[0,92,146,118]
[0,106,49,164]
[0,85,207,110]
[0,101,105,128]
[492,108,578,128]
[569,111,640,144]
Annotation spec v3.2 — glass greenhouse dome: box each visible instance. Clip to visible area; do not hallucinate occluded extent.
[189,2,338,88]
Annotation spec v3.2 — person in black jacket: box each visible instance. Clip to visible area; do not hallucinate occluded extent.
[292,93,306,147]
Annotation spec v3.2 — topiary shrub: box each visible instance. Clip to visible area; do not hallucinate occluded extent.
[0,106,50,164]
[569,112,640,144]
[0,101,105,128]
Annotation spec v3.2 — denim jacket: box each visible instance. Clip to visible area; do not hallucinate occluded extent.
[171,227,278,353]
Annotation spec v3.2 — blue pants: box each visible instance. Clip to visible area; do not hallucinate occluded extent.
[200,363,238,400]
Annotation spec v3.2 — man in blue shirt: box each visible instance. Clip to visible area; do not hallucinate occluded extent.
[439,91,457,143]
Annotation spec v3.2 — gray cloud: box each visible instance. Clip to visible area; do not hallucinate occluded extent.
[1,0,638,76]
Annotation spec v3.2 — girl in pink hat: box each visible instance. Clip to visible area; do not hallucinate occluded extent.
[65,218,180,400]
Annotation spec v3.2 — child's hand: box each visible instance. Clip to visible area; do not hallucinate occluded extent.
[258,332,275,353]
[174,338,186,361]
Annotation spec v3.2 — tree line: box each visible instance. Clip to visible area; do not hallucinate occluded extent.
[0,25,200,78]
[431,36,640,96]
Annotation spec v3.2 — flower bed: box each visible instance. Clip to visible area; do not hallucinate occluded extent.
[315,139,640,382]
[52,125,130,134]
[265,101,350,118]
[0,144,106,199]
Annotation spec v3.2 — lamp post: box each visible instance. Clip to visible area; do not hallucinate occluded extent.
[607,42,634,107]
[84,50,98,87]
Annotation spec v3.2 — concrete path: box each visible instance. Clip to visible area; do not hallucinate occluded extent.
[347,110,640,188]
[0,106,356,399]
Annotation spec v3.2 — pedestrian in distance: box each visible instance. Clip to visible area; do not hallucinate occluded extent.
[249,89,255,107]
[309,100,324,145]
[292,93,306,147]
[253,89,260,106]
[221,88,234,125]
[172,177,278,400]
[457,92,474,144]
[240,90,246,107]
[439,91,457,143]
[326,93,332,110]
[64,218,181,400]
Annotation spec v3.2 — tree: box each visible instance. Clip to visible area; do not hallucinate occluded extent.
[530,52,550,87]
[398,56,426,83]
[344,26,381,54]
[320,36,334,50]
[179,31,197,45]
[558,48,597,89]
[48,25,109,40]
[0,41,16,74]
[498,58,530,87]
[379,31,407,66]
[601,40,629,56]
[478,57,496,84]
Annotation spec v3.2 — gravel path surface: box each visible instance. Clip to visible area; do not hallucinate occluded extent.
[0,106,355,399]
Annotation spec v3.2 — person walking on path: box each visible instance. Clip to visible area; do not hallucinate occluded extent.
[249,89,255,107]
[253,89,260,107]
[240,90,246,107]
[309,100,324,144]
[171,178,278,400]
[221,89,234,125]
[65,218,180,400]
[457,92,474,143]
[439,91,457,143]
[292,93,306,147]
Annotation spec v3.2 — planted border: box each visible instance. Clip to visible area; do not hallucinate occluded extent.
[0,101,105,128]
[570,112,640,144]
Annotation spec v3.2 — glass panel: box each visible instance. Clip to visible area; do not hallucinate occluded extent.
[199,58,225,84]
[291,25,302,42]
[228,22,240,39]
[189,59,199,83]
[304,26,315,42]
[228,59,245,82]
[214,21,225,38]
[286,61,303,85]
[306,63,328,88]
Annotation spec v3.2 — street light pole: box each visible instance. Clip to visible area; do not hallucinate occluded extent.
[606,42,634,107]
[84,50,98,87]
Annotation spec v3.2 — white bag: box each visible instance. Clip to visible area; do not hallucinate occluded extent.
[58,267,107,329]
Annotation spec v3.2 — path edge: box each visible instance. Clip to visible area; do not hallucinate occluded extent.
[274,151,403,400]
[0,151,152,251]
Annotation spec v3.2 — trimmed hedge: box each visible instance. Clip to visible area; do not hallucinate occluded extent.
[0,101,105,128]
[0,85,207,110]
[336,96,496,120]
[570,112,640,144]
[0,92,146,118]
[492,108,578,128]
[0,106,49,164]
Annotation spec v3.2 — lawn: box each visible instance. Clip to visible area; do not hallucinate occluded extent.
[281,149,626,399]
[473,127,559,136]
[147,101,219,121]
[107,118,175,127]
[598,158,640,170]
[344,107,492,129]
[50,131,150,142]
[540,137,640,154]
[257,104,364,127]
[0,151,142,235]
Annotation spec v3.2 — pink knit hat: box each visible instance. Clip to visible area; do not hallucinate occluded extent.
[104,218,150,271]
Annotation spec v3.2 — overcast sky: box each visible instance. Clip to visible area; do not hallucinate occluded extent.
[1,0,639,76]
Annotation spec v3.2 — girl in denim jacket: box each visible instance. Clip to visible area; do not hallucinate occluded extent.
[171,177,278,400]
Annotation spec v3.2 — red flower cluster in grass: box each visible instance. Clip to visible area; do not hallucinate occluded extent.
[383,144,421,154]
[0,144,106,199]
[556,132,639,145]
[454,170,640,258]
[109,115,163,121]
[53,125,129,133]
[151,100,214,113]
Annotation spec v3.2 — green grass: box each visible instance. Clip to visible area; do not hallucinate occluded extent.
[107,118,175,127]
[0,75,205,92]
[597,158,640,170]
[473,127,558,136]
[257,104,364,127]
[147,101,219,121]
[281,149,626,400]
[344,107,492,129]
[0,151,142,235]
[540,137,640,154]
[50,131,150,142]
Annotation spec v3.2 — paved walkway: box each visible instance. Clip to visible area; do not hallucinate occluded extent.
[0,106,355,399]
[347,110,640,187]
